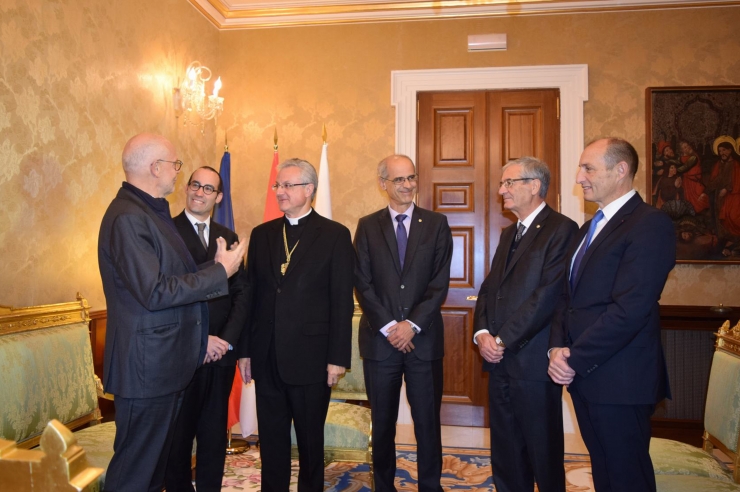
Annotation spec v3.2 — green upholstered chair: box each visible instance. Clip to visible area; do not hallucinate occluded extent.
[291,306,372,466]
[650,320,740,486]
[0,295,116,490]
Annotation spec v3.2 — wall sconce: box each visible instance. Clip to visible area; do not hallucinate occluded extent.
[173,61,224,128]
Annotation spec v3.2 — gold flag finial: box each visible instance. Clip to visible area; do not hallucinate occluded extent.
[322,123,327,144]
[224,131,229,152]
[274,127,278,151]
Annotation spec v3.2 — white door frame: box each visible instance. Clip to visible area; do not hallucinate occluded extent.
[391,64,589,225]
[389,66,588,436]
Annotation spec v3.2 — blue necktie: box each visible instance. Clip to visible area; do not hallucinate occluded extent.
[396,214,408,269]
[570,210,604,289]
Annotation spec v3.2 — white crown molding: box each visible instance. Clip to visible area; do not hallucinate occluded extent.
[391,64,589,224]
[188,0,739,30]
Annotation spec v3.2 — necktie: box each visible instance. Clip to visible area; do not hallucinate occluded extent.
[196,222,208,250]
[570,210,604,288]
[396,214,408,269]
[507,222,526,267]
[515,222,526,243]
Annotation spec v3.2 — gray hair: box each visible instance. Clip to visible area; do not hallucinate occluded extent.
[378,154,415,179]
[278,158,318,200]
[502,156,551,199]
[122,133,172,175]
[601,137,639,178]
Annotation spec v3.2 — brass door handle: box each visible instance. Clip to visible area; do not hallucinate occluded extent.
[466,296,478,301]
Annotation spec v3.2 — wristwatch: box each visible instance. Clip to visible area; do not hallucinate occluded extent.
[494,335,506,348]
[411,324,420,334]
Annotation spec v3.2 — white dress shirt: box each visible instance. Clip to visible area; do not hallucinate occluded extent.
[184,210,211,247]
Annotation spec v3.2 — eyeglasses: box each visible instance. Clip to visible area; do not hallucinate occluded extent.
[272,182,310,191]
[156,159,184,171]
[499,177,533,189]
[381,174,418,186]
[188,181,220,195]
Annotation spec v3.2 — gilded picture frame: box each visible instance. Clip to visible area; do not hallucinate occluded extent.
[646,86,740,264]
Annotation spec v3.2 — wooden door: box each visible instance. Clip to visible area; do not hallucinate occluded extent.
[417,89,560,427]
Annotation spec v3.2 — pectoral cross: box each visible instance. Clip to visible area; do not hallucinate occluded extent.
[281,262,288,275]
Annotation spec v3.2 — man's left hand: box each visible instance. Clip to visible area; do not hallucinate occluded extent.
[204,335,230,363]
[327,364,346,387]
[387,321,416,353]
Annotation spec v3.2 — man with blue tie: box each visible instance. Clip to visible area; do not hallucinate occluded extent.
[354,154,453,492]
[548,138,676,492]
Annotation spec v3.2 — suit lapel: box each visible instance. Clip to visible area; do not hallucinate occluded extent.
[206,222,219,261]
[282,211,323,280]
[401,207,425,275]
[571,193,643,290]
[378,208,403,276]
[120,189,197,272]
[503,205,551,279]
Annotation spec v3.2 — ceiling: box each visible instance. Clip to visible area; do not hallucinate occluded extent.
[188,0,739,29]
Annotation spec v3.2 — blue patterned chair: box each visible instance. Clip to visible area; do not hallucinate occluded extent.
[650,320,740,491]
[0,295,116,490]
[291,305,372,466]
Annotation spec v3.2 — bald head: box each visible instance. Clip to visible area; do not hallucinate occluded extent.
[122,133,180,197]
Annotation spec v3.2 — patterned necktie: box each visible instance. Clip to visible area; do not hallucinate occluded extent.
[570,210,604,289]
[515,223,526,243]
[196,222,208,250]
[396,214,408,269]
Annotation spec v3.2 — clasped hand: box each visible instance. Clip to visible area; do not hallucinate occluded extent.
[476,333,504,363]
[547,347,575,386]
[203,335,229,364]
[387,321,415,353]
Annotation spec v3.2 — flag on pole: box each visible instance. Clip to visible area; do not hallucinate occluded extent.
[213,151,234,229]
[314,125,332,219]
[236,130,282,437]
[212,148,244,431]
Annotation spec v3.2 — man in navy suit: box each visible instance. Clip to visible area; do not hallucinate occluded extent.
[98,133,247,492]
[354,154,453,492]
[166,166,249,492]
[474,157,577,492]
[548,138,676,492]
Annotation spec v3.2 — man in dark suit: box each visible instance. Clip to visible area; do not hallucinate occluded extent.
[165,166,249,492]
[474,157,577,492]
[354,154,453,492]
[236,158,354,492]
[548,138,676,492]
[98,133,247,492]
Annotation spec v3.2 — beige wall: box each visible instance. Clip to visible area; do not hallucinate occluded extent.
[1,2,739,308]
[0,0,220,308]
[218,6,740,306]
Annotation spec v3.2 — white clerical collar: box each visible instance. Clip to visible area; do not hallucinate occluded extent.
[286,208,313,225]
[184,209,211,228]
[518,201,547,231]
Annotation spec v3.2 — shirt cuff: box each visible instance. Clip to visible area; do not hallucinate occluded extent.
[473,329,489,345]
[379,321,396,337]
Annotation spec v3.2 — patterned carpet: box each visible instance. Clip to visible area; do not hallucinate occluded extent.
[220,443,595,491]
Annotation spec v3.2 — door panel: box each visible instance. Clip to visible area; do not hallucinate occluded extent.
[417,89,560,427]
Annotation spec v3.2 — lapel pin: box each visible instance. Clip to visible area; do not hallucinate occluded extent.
[536,225,541,229]
[418,219,422,222]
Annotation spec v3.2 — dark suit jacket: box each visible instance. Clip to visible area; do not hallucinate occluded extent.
[173,212,249,366]
[354,206,453,362]
[237,211,354,386]
[549,193,676,405]
[474,205,577,380]
[98,186,229,399]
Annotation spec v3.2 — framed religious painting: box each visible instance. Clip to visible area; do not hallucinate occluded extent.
[646,86,740,264]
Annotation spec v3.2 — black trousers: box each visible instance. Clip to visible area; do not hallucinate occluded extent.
[569,385,656,492]
[364,350,444,492]
[165,364,236,492]
[104,391,183,492]
[255,355,331,492]
[488,369,566,492]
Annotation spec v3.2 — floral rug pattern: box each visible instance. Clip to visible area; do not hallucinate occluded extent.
[220,444,595,491]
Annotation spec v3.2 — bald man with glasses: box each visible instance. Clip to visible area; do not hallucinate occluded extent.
[354,154,453,492]
[98,134,247,492]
